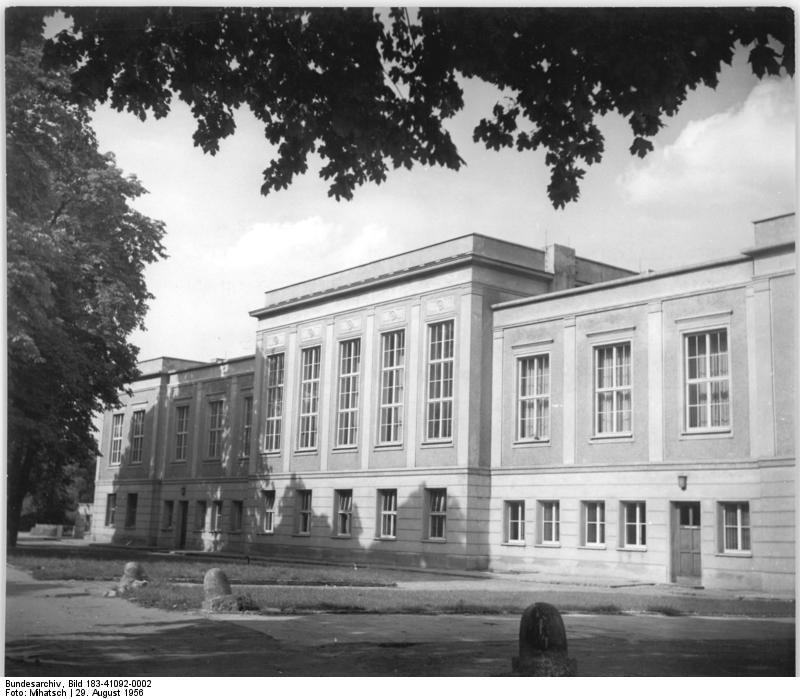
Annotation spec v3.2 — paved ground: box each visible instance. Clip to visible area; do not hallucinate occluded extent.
[4,565,796,677]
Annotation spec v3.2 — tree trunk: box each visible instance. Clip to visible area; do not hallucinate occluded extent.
[6,438,34,548]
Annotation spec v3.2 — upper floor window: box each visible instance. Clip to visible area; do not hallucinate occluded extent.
[378,330,405,445]
[130,410,145,463]
[207,400,224,459]
[241,396,253,457]
[426,320,455,441]
[336,339,361,447]
[175,405,189,461]
[264,353,285,452]
[594,342,632,435]
[110,414,124,465]
[335,489,353,536]
[517,354,550,441]
[298,346,321,450]
[685,329,730,431]
[378,489,397,539]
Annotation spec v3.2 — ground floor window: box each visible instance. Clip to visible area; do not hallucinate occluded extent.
[211,500,223,532]
[719,502,750,553]
[622,501,646,548]
[195,500,207,531]
[426,488,447,540]
[297,490,312,535]
[537,500,560,544]
[582,501,605,546]
[378,489,397,539]
[105,494,117,526]
[124,493,138,528]
[262,490,275,533]
[504,500,525,543]
[335,489,353,536]
[231,500,244,532]
[162,500,174,530]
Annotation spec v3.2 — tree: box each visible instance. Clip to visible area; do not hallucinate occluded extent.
[29,5,795,208]
[5,28,166,546]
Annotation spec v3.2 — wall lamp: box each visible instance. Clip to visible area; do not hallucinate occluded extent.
[677,474,688,491]
[180,486,186,497]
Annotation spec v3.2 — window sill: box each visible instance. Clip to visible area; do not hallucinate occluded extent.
[420,441,454,449]
[716,550,752,558]
[589,434,633,443]
[513,439,550,448]
[332,446,358,454]
[679,430,732,441]
[257,531,275,536]
[374,536,397,542]
[501,541,526,547]
[202,458,222,464]
[170,460,188,464]
[617,546,647,552]
[578,544,607,550]
[374,443,404,451]
[293,449,318,456]
[292,532,311,538]
[535,542,561,548]
[331,534,352,539]
[422,538,447,544]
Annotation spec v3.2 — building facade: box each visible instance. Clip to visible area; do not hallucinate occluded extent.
[92,215,796,593]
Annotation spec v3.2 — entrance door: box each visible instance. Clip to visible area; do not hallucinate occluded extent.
[176,501,188,549]
[674,502,701,582]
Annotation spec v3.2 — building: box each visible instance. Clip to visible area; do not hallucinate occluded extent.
[92,214,795,594]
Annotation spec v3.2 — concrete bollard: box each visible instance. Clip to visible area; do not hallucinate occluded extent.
[202,568,257,613]
[511,602,577,676]
[116,561,148,594]
[203,568,232,598]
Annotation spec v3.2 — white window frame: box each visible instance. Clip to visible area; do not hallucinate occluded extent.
[207,400,224,459]
[241,396,253,457]
[175,404,189,461]
[297,489,312,535]
[538,500,560,545]
[335,489,353,536]
[426,488,447,540]
[684,328,731,433]
[582,501,606,546]
[336,339,361,447]
[719,502,751,553]
[264,353,285,452]
[517,354,550,441]
[130,409,145,463]
[210,500,223,532]
[378,489,397,539]
[425,320,455,442]
[504,500,525,544]
[594,342,632,436]
[110,414,124,466]
[297,346,321,450]
[262,490,275,534]
[622,501,647,549]
[378,330,405,445]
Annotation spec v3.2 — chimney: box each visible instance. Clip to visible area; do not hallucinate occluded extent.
[545,243,577,291]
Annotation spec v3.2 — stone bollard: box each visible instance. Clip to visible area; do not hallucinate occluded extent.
[202,568,257,613]
[203,568,232,598]
[511,602,577,676]
[116,561,148,594]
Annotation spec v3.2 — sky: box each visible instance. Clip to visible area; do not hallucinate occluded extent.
[80,12,796,364]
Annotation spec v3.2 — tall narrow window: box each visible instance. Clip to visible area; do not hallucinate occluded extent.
[426,320,455,441]
[208,400,224,459]
[125,493,138,528]
[211,500,223,532]
[231,500,244,532]
[538,501,560,544]
[335,489,353,535]
[264,353,284,452]
[622,501,647,547]
[595,342,632,435]
[162,500,175,530]
[517,355,550,440]
[685,329,730,430]
[426,488,447,539]
[110,414,124,465]
[378,489,397,539]
[505,501,525,543]
[241,396,253,457]
[720,502,750,552]
[262,490,275,533]
[130,410,145,463]
[378,330,405,444]
[105,494,117,526]
[175,405,189,461]
[336,340,361,447]
[583,501,606,546]
[195,500,208,530]
[298,347,321,450]
[297,490,313,534]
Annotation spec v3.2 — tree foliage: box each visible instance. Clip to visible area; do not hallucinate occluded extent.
[5,30,166,545]
[27,5,795,208]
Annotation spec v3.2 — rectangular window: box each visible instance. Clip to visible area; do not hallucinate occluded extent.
[241,396,253,457]
[297,490,312,534]
[504,501,525,543]
[195,500,208,531]
[426,488,447,540]
[211,500,223,532]
[262,490,275,533]
[124,493,138,529]
[538,500,560,544]
[175,405,189,461]
[335,489,353,536]
[208,400,224,459]
[622,501,647,548]
[582,501,606,546]
[517,355,550,441]
[594,342,632,435]
[378,489,397,539]
[378,331,405,444]
[336,339,361,447]
[162,500,175,530]
[231,500,244,532]
[426,320,455,441]
[685,329,730,430]
[264,353,285,452]
[130,410,145,463]
[105,494,117,526]
[110,414,124,465]
[298,347,321,450]
[720,502,751,552]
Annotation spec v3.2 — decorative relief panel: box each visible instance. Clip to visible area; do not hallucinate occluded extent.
[425,295,455,317]
[299,324,322,342]
[266,331,286,349]
[337,316,363,335]
[378,307,406,326]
